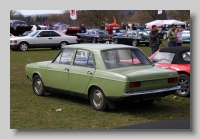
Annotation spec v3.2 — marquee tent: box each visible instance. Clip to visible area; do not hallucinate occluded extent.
[146,20,186,28]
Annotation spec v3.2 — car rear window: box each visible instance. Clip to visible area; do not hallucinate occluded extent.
[152,52,175,64]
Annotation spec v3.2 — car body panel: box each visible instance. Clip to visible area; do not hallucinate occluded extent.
[181,31,190,43]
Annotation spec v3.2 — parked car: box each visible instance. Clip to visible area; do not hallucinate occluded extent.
[143,28,151,34]
[10,30,79,51]
[25,44,180,111]
[113,30,150,46]
[149,47,190,97]
[181,30,190,43]
[10,33,15,38]
[10,20,27,29]
[21,30,32,36]
[157,28,169,39]
[78,29,112,43]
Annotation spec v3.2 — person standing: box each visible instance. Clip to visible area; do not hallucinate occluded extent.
[36,24,41,30]
[10,24,15,36]
[149,25,162,54]
[107,24,113,38]
[176,28,183,46]
[80,24,86,33]
[167,24,177,47]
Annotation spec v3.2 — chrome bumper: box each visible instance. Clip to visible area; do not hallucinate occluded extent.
[123,86,181,97]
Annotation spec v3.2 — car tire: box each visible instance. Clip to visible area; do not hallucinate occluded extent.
[139,99,155,105]
[92,38,97,43]
[176,74,190,97]
[32,75,46,96]
[90,87,107,111]
[163,34,167,39]
[113,38,118,44]
[19,42,29,51]
[59,41,68,49]
[132,40,137,47]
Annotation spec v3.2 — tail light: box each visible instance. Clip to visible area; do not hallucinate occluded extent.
[13,40,17,43]
[130,82,141,87]
[168,77,178,83]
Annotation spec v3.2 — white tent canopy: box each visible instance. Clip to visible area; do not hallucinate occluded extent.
[146,20,186,28]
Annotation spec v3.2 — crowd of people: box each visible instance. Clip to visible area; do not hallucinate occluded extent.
[149,24,184,54]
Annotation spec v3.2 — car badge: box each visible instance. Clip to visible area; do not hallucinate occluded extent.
[169,74,173,76]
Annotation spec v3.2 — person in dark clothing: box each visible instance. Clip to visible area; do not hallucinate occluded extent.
[81,24,86,33]
[10,24,15,36]
[47,24,53,30]
[132,23,137,30]
[149,25,163,54]
[15,24,21,36]
[36,24,41,30]
[100,23,105,30]
[162,24,166,30]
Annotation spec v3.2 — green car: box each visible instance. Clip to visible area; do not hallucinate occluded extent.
[25,44,180,111]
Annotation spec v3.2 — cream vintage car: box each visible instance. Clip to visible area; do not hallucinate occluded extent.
[25,44,181,111]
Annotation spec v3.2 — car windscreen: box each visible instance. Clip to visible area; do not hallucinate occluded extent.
[101,48,152,69]
[27,30,39,37]
[151,52,175,64]
[98,31,108,35]
[138,31,149,36]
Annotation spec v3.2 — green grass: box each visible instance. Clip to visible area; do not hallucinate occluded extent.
[10,40,190,129]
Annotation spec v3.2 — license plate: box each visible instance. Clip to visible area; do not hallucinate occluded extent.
[104,38,108,40]
[143,93,163,100]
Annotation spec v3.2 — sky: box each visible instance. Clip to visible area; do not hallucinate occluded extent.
[17,10,65,16]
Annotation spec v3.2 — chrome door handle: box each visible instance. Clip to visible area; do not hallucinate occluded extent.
[48,38,52,39]
[87,71,92,75]
[64,68,69,71]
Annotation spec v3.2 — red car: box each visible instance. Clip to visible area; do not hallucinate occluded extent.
[149,47,190,97]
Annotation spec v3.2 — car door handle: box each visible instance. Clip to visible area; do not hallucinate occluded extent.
[161,67,168,69]
[87,71,93,75]
[48,38,52,39]
[64,68,69,71]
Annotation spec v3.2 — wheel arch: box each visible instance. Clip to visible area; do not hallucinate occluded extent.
[177,71,190,77]
[18,41,30,47]
[87,85,103,100]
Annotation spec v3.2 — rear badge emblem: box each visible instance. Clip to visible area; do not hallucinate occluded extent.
[169,74,173,76]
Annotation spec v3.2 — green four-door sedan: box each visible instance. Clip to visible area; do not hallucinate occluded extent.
[25,44,180,111]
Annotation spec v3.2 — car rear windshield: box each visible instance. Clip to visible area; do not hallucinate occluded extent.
[101,48,152,69]
[152,52,175,64]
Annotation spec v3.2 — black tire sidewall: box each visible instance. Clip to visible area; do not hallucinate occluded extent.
[176,74,190,97]
[90,87,107,111]
[32,75,45,96]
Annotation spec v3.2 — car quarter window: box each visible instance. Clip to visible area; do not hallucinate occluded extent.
[52,51,63,64]
[59,48,75,65]
[50,31,61,37]
[38,31,50,37]
[182,52,190,61]
[73,49,94,68]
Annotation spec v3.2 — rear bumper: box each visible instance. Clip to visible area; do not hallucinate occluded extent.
[10,45,18,49]
[107,86,180,102]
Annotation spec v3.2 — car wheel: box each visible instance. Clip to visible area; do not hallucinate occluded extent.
[139,99,155,105]
[132,40,137,47]
[92,38,97,43]
[113,38,118,44]
[163,34,167,39]
[176,74,190,97]
[32,75,46,96]
[59,41,68,49]
[19,42,29,51]
[90,87,107,111]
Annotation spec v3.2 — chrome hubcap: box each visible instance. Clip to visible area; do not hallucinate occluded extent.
[92,90,104,108]
[34,79,43,94]
[20,43,28,51]
[177,77,189,95]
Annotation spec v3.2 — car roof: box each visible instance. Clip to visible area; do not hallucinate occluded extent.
[159,47,190,64]
[64,44,138,51]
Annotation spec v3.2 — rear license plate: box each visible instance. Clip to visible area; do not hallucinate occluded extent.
[143,93,163,100]
[104,38,108,40]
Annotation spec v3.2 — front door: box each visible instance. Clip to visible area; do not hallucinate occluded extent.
[69,49,95,94]
[34,31,52,47]
[46,48,75,90]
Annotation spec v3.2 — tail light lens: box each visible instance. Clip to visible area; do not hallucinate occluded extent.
[168,77,178,83]
[13,40,17,43]
[130,82,141,87]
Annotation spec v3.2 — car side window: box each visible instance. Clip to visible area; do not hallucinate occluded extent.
[182,52,190,61]
[50,31,61,37]
[87,52,95,68]
[60,48,75,65]
[52,51,63,64]
[73,49,90,67]
[88,31,92,35]
[38,31,50,37]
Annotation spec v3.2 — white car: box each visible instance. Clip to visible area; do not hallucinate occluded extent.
[10,30,79,51]
[10,33,15,38]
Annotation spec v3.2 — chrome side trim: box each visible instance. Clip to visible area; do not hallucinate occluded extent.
[123,86,181,97]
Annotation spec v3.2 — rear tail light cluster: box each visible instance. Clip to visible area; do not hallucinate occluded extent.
[168,77,178,83]
[130,82,141,87]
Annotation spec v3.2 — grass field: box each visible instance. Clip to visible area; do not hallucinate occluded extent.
[10,40,190,129]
